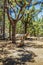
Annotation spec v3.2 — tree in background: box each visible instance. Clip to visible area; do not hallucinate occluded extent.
[4,0,32,43]
[21,5,42,35]
[4,0,43,43]
[0,0,5,39]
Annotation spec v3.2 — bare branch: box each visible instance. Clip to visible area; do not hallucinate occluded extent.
[16,0,32,21]
[15,0,32,7]
[4,0,16,26]
[16,3,26,20]
[18,11,24,21]
[7,0,17,19]
[15,0,22,7]
[6,8,15,26]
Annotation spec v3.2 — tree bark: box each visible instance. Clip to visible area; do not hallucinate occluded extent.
[3,0,5,39]
[12,22,16,43]
[9,22,12,40]
[24,22,27,34]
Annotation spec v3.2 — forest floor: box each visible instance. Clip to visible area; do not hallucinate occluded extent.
[0,39,43,65]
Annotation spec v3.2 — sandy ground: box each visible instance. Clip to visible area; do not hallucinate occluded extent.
[0,40,43,65]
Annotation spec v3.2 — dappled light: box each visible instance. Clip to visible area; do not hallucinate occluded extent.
[0,0,43,65]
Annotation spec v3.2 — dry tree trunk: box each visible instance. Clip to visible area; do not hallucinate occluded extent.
[12,22,16,43]
[9,22,12,40]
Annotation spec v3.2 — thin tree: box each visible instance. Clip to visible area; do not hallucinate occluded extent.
[4,0,43,43]
[4,0,32,43]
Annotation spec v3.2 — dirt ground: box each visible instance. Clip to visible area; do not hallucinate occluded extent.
[0,40,43,65]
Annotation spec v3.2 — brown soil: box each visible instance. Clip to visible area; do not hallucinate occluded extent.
[0,40,43,65]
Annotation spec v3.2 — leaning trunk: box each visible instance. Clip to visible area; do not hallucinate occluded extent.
[12,23,16,43]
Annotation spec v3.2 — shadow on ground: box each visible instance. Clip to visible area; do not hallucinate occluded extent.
[0,40,38,65]
[1,49,36,65]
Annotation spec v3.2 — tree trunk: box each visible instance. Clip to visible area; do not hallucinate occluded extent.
[24,22,27,34]
[3,1,5,39]
[9,22,11,40]
[12,23,16,43]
